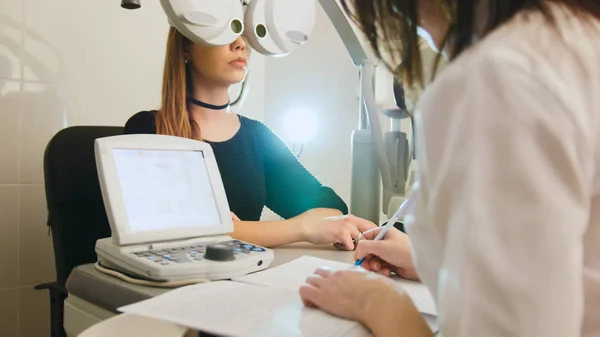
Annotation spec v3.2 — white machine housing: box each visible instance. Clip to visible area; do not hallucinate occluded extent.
[243,0,316,56]
[95,134,273,281]
[95,134,235,245]
[159,0,245,46]
[159,0,317,57]
[95,236,273,281]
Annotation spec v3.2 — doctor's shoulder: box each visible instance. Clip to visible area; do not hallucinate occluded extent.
[124,110,158,135]
[419,8,590,113]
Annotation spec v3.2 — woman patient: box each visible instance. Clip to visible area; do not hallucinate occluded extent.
[125,27,375,249]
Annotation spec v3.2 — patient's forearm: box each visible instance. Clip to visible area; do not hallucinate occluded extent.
[231,219,304,247]
[231,208,342,247]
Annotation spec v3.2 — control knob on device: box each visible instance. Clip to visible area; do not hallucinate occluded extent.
[204,243,235,261]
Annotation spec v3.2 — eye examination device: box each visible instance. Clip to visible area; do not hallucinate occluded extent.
[120,0,413,226]
[156,0,316,56]
[94,134,273,282]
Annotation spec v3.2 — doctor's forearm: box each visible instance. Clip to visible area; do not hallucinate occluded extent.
[364,289,434,337]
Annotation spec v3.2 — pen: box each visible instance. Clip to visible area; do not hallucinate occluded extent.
[354,189,417,267]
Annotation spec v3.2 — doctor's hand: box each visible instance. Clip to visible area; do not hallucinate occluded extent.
[296,212,377,251]
[355,227,419,281]
[300,267,396,322]
[299,268,431,337]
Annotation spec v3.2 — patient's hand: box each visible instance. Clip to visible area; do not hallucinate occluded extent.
[231,212,241,221]
[296,211,377,251]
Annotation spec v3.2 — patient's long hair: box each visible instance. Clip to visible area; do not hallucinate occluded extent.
[341,0,600,89]
[156,27,249,140]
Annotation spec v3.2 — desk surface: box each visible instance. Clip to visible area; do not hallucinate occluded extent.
[66,243,355,313]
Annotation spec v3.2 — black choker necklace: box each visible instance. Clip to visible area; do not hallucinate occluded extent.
[187,97,230,110]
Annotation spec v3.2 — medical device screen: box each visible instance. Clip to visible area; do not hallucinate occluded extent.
[112,149,221,232]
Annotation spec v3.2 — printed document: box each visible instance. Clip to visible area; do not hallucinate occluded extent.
[119,256,438,336]
[234,256,437,316]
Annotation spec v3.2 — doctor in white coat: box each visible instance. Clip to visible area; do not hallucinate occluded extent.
[300,1,600,336]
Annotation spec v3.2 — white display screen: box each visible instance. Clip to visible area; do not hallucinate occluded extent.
[112,148,222,232]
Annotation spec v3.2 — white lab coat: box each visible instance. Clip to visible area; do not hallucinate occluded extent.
[405,5,600,337]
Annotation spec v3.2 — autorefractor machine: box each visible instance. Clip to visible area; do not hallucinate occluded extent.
[95,0,416,282]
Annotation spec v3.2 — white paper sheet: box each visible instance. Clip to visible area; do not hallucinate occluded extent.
[233,256,352,291]
[119,256,439,336]
[119,281,372,337]
[423,314,439,334]
[234,256,438,316]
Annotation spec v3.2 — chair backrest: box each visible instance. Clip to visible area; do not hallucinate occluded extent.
[44,126,124,286]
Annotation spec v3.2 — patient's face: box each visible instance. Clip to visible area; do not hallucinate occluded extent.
[188,36,249,88]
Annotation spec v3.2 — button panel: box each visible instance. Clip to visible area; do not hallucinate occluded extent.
[132,240,266,264]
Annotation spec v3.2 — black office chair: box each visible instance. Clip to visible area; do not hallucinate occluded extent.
[35,126,124,337]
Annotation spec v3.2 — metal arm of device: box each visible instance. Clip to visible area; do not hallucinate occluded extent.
[317,0,412,221]
[361,62,412,219]
[119,0,412,223]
